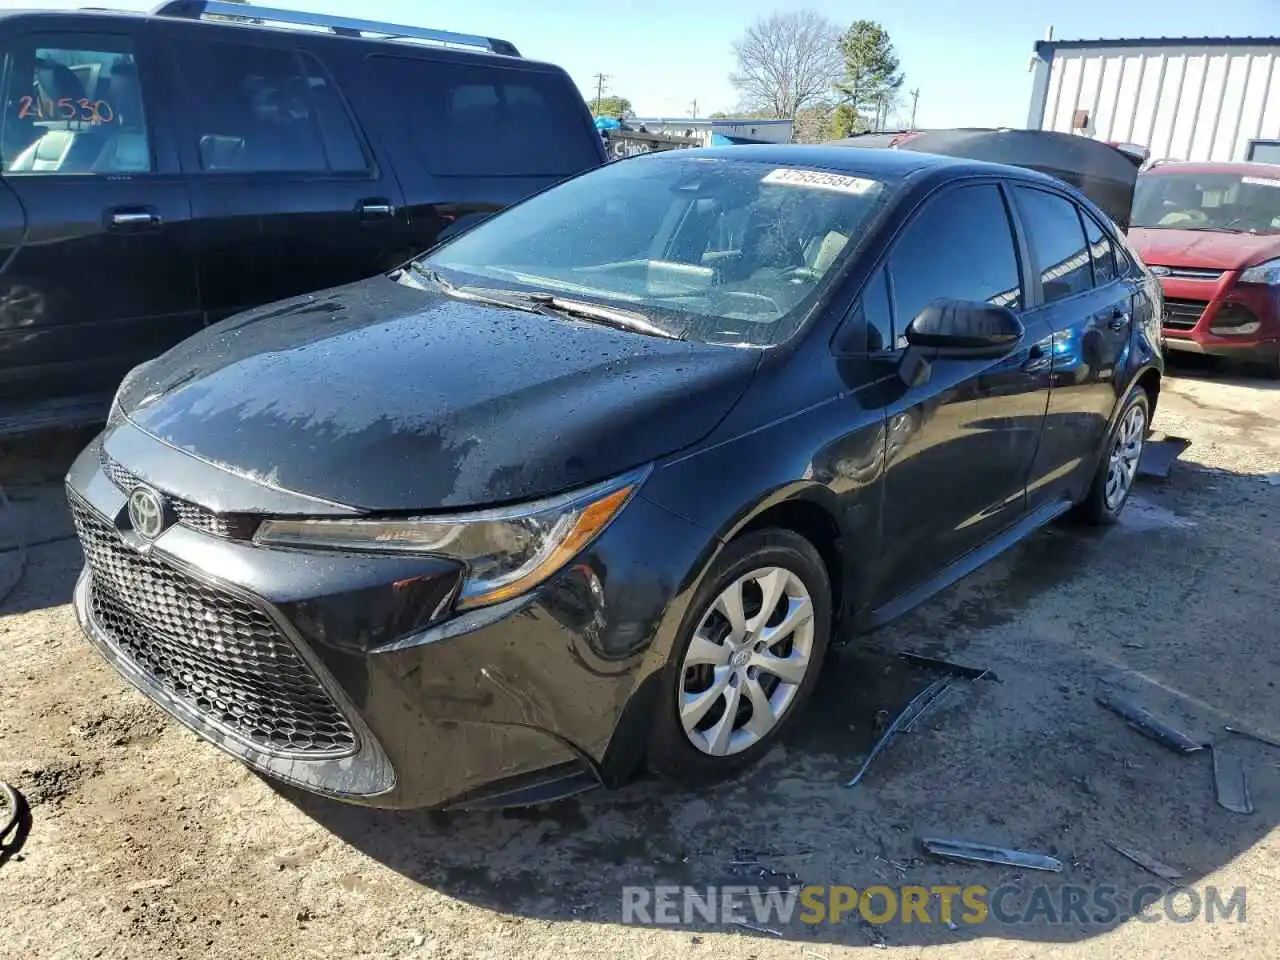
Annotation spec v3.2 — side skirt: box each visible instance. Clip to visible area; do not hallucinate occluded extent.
[867,498,1075,630]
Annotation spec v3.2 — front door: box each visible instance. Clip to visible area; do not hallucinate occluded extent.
[0,28,199,423]
[161,31,406,325]
[872,181,1050,605]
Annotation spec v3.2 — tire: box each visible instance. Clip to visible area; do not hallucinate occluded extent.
[647,528,832,787]
[1072,385,1150,525]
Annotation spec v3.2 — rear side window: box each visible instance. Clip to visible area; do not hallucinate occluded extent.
[175,40,366,173]
[887,183,1022,339]
[369,56,598,177]
[0,34,152,174]
[1082,211,1117,285]
[1013,187,1093,303]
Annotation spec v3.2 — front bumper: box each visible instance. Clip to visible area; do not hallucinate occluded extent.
[1158,273,1280,362]
[66,424,715,808]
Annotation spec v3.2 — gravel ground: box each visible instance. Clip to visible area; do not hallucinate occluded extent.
[2,361,1279,960]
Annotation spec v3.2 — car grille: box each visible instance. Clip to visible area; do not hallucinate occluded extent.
[1162,298,1206,331]
[1154,265,1224,281]
[100,452,258,540]
[70,495,357,758]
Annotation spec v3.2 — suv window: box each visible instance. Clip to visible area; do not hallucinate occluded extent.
[1082,211,1117,286]
[176,40,366,173]
[887,183,1022,339]
[369,56,599,177]
[0,35,151,174]
[1014,187,1093,303]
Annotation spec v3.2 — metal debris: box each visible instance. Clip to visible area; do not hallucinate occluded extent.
[899,651,998,682]
[1212,747,1254,815]
[1224,724,1280,749]
[1137,435,1191,480]
[847,679,953,787]
[1105,840,1183,881]
[921,837,1063,873]
[1095,691,1204,754]
[730,919,783,937]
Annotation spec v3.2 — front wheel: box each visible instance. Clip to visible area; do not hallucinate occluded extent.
[1072,386,1150,525]
[647,529,832,786]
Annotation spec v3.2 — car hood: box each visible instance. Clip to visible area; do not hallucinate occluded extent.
[1128,227,1280,271]
[117,276,760,511]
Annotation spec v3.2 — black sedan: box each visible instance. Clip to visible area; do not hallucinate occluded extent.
[65,145,1163,809]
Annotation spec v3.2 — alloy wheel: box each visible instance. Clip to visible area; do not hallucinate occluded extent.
[1105,403,1147,510]
[678,566,816,756]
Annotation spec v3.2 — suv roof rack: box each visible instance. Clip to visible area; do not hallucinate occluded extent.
[150,1,522,57]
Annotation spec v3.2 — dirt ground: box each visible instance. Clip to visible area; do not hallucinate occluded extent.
[2,359,1279,960]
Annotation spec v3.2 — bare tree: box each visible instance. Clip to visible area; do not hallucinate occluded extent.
[730,10,843,120]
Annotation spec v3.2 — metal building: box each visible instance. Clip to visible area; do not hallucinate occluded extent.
[1027,37,1280,163]
[628,118,795,147]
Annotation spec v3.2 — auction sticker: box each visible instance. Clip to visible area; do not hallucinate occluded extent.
[762,168,880,195]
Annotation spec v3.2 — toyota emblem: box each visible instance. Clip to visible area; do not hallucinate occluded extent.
[128,486,167,540]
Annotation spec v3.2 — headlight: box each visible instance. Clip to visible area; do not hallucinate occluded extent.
[1239,258,1280,285]
[253,467,648,610]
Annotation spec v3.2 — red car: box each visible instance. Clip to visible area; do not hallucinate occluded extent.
[1129,162,1280,377]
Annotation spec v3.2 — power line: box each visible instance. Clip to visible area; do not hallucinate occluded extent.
[592,72,611,113]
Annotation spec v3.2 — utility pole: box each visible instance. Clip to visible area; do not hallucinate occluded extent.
[909,88,920,130]
[592,72,610,113]
[690,99,697,118]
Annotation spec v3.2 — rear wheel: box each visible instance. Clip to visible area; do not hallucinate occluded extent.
[1072,386,1149,525]
[647,529,831,786]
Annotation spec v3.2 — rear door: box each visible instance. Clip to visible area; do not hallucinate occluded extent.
[1012,186,1135,508]
[163,27,406,325]
[873,181,1052,604]
[357,53,604,254]
[0,25,199,424]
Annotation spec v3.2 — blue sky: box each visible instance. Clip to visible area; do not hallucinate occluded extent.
[8,0,1280,126]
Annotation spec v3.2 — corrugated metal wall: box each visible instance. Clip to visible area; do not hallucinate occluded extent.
[1032,43,1280,162]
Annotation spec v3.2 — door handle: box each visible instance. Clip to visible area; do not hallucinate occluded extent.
[358,199,395,218]
[106,207,160,229]
[1109,309,1130,332]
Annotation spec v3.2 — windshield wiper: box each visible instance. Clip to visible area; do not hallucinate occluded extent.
[524,293,683,340]
[403,265,681,339]
[403,263,540,313]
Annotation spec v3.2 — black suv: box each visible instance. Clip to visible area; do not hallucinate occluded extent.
[0,1,605,436]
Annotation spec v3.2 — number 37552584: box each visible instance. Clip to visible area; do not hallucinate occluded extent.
[18,96,115,124]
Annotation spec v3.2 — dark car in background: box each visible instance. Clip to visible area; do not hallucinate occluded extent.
[1128,162,1280,377]
[0,1,605,436]
[66,144,1163,810]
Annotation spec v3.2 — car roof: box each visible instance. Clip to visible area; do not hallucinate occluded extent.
[652,143,1068,187]
[0,6,552,68]
[1143,161,1280,177]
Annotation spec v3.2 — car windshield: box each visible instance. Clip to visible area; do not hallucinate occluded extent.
[417,156,891,346]
[1131,171,1280,235]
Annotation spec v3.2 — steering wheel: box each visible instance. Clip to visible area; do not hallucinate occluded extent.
[780,265,820,284]
[721,291,782,315]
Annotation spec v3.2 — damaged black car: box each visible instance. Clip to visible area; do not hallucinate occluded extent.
[66,144,1163,808]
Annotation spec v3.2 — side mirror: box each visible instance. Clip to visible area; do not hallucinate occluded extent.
[905,300,1024,358]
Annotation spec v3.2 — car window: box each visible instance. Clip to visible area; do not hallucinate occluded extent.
[1013,187,1093,303]
[1082,210,1117,286]
[369,56,599,178]
[423,157,892,346]
[0,35,152,174]
[1132,171,1280,235]
[887,183,1022,338]
[175,40,366,173]
[841,267,894,353]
